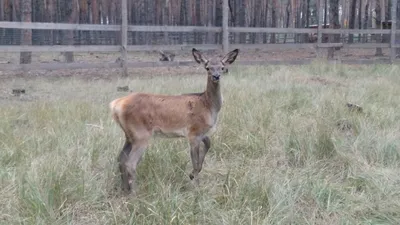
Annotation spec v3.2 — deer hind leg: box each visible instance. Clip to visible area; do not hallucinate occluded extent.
[118,139,132,193]
[123,138,149,195]
[197,136,211,174]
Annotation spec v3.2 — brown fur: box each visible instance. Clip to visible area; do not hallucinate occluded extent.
[110,48,239,194]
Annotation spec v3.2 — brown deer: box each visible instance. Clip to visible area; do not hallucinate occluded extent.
[109,48,239,194]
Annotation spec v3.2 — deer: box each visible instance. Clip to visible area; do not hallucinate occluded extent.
[158,50,176,61]
[109,48,239,194]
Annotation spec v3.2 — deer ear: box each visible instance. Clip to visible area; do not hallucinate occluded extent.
[192,48,208,64]
[221,49,239,65]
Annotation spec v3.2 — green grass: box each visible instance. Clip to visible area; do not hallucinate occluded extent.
[1,62,400,224]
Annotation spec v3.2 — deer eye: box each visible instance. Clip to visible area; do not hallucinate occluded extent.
[206,67,210,71]
[222,67,225,71]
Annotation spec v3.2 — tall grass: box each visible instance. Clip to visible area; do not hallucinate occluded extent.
[1,63,400,224]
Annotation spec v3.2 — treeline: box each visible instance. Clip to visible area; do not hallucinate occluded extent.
[0,0,397,46]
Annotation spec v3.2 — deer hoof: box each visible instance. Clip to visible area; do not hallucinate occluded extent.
[189,174,194,180]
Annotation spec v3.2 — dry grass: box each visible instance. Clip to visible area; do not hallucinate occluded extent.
[1,62,400,224]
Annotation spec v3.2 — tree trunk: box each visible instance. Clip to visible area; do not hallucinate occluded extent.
[48,0,56,45]
[263,0,269,43]
[375,0,383,55]
[79,0,87,45]
[163,0,170,44]
[0,0,3,21]
[207,0,214,44]
[251,0,261,43]
[133,0,139,44]
[12,0,18,21]
[327,0,340,58]
[109,0,117,44]
[239,0,246,44]
[295,0,301,43]
[187,0,193,44]
[363,0,370,42]
[20,0,32,64]
[348,0,357,43]
[215,0,222,44]
[270,0,277,43]
[233,0,239,43]
[303,0,309,42]
[64,0,78,63]
[179,0,186,44]
[396,0,400,56]
[306,0,310,27]
[284,1,291,43]
[342,0,348,29]
[195,0,201,44]
[358,0,362,42]
[92,0,99,45]
[0,0,4,44]
[382,0,391,44]
[181,0,185,26]
[323,0,327,26]
[212,0,218,44]
[12,0,20,44]
[323,0,328,43]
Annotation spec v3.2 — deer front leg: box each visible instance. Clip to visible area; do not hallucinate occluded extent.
[197,136,210,174]
[188,136,201,185]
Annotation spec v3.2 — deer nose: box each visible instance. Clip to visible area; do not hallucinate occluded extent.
[212,74,220,80]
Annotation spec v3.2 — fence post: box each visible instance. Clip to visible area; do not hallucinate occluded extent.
[121,0,128,76]
[390,1,397,63]
[222,0,229,54]
[317,0,323,56]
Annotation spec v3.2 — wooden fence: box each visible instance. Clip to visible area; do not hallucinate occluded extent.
[0,0,399,74]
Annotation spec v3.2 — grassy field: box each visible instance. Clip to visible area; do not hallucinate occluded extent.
[1,62,400,224]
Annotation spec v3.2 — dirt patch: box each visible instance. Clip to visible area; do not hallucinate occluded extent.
[292,75,345,87]
[308,77,344,86]
[0,47,392,79]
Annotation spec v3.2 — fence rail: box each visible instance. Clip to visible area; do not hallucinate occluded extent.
[0,0,398,74]
[0,43,396,54]
[0,21,395,35]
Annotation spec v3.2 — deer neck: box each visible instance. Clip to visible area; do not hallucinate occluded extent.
[205,76,222,112]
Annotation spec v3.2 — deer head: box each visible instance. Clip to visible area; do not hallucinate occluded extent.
[192,48,239,82]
